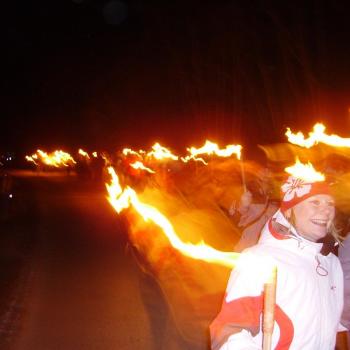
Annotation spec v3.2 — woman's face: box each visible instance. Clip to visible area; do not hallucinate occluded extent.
[287,194,335,242]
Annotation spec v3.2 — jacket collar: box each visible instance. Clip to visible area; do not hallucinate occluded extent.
[259,209,324,255]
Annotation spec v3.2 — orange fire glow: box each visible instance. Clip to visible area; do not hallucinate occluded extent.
[146,143,179,161]
[130,161,156,174]
[181,140,242,164]
[78,149,90,159]
[286,123,350,148]
[285,158,325,182]
[122,148,145,158]
[106,166,240,268]
[26,149,76,168]
[25,154,38,165]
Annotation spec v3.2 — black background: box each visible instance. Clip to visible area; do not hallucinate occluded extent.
[3,1,350,155]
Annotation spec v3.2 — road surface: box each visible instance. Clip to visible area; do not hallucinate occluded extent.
[1,171,207,350]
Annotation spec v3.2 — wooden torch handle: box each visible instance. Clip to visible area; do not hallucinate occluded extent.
[262,266,277,350]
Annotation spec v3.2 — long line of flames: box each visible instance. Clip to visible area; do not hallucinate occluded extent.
[25,149,76,167]
[106,166,241,268]
[26,140,242,173]
[25,123,341,350]
[27,130,335,350]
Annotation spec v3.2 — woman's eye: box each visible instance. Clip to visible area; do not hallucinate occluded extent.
[310,200,320,205]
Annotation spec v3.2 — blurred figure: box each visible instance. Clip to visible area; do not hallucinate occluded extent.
[75,156,91,180]
[90,153,105,182]
[229,167,279,252]
[339,233,350,349]
[128,243,199,350]
[123,213,204,350]
[0,171,13,221]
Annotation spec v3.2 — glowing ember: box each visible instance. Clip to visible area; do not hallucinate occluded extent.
[182,140,242,163]
[130,161,156,174]
[286,123,350,148]
[92,152,98,158]
[106,167,240,268]
[285,158,325,182]
[146,143,179,161]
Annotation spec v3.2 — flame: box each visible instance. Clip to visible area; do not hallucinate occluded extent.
[106,166,240,268]
[25,154,38,165]
[130,161,156,174]
[182,140,242,164]
[26,149,76,167]
[147,143,179,161]
[92,152,98,158]
[78,149,90,159]
[286,123,350,148]
[285,158,325,182]
[181,155,208,165]
[122,148,145,158]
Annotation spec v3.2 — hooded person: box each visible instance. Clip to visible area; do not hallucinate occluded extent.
[210,174,345,350]
[232,169,279,252]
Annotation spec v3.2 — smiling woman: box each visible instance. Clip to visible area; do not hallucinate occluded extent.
[210,174,345,350]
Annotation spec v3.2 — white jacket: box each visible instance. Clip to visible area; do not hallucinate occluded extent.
[210,210,344,350]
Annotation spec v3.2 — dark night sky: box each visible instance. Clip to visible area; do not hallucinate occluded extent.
[3,0,350,155]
